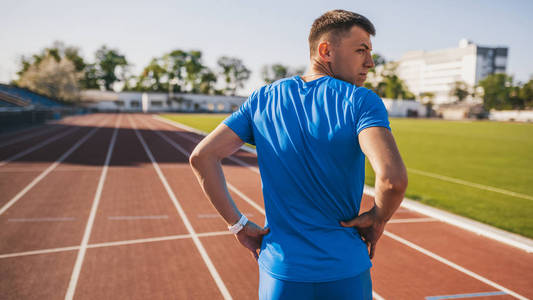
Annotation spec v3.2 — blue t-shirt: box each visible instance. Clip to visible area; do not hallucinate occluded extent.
[223,75,391,282]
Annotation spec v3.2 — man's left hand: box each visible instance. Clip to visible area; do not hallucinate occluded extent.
[235,221,270,260]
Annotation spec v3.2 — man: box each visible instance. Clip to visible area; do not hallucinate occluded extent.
[190,9,407,300]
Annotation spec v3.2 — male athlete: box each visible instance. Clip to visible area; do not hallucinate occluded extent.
[190,9,408,300]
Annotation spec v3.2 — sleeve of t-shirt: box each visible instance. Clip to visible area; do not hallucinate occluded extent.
[222,92,255,145]
[355,89,391,135]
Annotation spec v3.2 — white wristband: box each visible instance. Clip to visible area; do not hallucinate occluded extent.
[228,214,248,234]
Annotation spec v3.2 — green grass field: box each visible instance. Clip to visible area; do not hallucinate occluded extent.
[161,114,533,238]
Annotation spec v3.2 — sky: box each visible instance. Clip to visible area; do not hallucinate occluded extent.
[1,0,532,96]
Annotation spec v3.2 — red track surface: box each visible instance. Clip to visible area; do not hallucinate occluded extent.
[0,113,531,300]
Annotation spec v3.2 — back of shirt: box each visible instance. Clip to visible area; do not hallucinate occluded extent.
[223,75,391,282]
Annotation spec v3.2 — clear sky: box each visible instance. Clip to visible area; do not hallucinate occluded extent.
[1,0,532,96]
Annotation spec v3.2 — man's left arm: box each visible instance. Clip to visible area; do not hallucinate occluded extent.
[189,123,269,259]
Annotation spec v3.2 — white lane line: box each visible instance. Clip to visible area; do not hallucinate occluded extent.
[0,246,81,259]
[0,126,60,148]
[373,291,386,300]
[384,231,527,300]
[7,217,75,222]
[107,215,168,220]
[0,230,234,259]
[154,116,533,252]
[0,127,80,167]
[407,167,533,202]
[151,117,529,300]
[148,117,386,299]
[131,115,232,300]
[198,213,255,219]
[0,115,103,167]
[387,218,438,224]
[0,118,108,216]
[64,114,121,300]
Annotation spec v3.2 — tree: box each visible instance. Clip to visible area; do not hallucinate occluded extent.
[135,58,168,92]
[477,74,518,110]
[18,55,82,102]
[94,45,129,91]
[518,79,533,108]
[261,64,305,84]
[450,81,470,102]
[217,56,251,95]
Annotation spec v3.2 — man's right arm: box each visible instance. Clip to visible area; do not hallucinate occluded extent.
[340,126,407,259]
[359,126,408,222]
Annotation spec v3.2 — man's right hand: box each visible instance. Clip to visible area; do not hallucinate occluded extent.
[340,206,386,260]
[235,221,270,260]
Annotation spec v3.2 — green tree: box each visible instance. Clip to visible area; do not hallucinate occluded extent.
[477,74,520,110]
[217,56,251,95]
[135,58,168,92]
[450,81,470,102]
[261,64,305,84]
[518,79,533,108]
[94,45,129,91]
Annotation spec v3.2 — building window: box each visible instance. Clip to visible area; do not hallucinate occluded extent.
[114,100,125,107]
[207,103,215,111]
[217,103,225,111]
[151,101,163,107]
[130,101,140,107]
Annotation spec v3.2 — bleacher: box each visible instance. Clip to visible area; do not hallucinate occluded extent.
[0,84,86,133]
[0,84,62,108]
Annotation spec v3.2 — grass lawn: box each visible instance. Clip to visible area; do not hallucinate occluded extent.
[161,113,533,238]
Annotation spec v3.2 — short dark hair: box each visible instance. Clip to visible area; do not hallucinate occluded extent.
[308,10,376,57]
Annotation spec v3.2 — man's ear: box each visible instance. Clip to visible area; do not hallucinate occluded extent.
[317,41,333,62]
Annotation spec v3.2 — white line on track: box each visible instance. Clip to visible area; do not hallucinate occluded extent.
[387,218,438,224]
[131,115,232,300]
[0,126,60,149]
[151,116,529,300]
[0,117,108,216]
[384,231,527,300]
[64,114,121,300]
[0,115,104,167]
[0,231,233,259]
[7,217,75,222]
[107,215,168,220]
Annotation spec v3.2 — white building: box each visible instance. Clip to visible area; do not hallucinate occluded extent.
[80,90,246,113]
[371,39,508,105]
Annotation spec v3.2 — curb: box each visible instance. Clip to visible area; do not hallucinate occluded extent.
[153,114,533,253]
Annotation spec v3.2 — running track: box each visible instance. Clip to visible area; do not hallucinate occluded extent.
[0,113,531,300]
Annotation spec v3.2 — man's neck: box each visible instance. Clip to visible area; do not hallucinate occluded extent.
[301,58,335,82]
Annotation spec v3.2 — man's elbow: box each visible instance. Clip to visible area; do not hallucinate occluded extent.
[377,170,408,193]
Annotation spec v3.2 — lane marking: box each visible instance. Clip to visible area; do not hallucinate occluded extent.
[0,118,108,216]
[107,215,168,220]
[0,230,233,259]
[0,246,80,259]
[64,114,121,300]
[385,231,527,300]
[0,115,103,167]
[131,115,232,300]
[0,126,60,148]
[7,217,75,222]
[373,291,385,300]
[387,218,438,224]
[155,116,533,253]
[198,213,255,219]
[151,116,529,300]
[407,167,533,202]
[425,291,507,300]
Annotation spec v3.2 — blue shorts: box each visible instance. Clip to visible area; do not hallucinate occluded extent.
[259,267,372,300]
